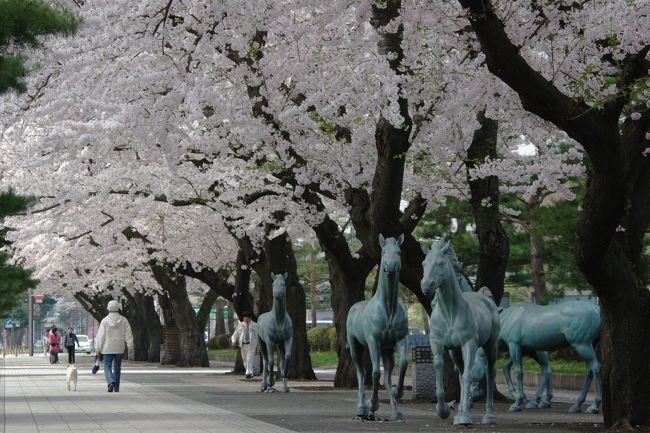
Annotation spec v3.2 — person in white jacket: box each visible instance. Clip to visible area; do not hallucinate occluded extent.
[231,311,258,378]
[95,300,134,392]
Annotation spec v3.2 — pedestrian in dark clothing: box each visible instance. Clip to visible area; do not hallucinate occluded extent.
[64,326,80,364]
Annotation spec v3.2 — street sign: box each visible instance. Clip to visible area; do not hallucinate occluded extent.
[34,295,44,304]
[14,321,20,328]
[4,319,12,328]
[209,308,217,319]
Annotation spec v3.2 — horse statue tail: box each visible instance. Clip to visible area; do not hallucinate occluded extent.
[478,286,496,304]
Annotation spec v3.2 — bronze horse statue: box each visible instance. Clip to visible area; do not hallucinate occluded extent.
[499,301,601,413]
[258,273,293,393]
[421,240,500,425]
[347,234,408,421]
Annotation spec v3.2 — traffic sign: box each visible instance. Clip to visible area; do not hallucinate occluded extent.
[34,295,44,303]
[4,319,12,328]
[14,321,20,328]
[209,308,217,319]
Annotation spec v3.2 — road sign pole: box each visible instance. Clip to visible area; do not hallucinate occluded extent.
[28,289,34,356]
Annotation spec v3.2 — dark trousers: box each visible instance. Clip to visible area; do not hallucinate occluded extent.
[67,347,76,364]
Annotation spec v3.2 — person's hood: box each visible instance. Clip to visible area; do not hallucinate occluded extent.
[106,312,126,327]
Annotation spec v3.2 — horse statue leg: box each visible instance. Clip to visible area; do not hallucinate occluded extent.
[266,343,277,393]
[503,356,516,398]
[433,345,453,419]
[508,343,527,412]
[259,340,270,392]
[381,349,403,421]
[392,337,407,400]
[278,336,292,393]
[482,341,497,425]
[570,344,601,413]
[348,338,369,418]
[366,338,382,418]
[526,351,552,409]
[454,341,477,425]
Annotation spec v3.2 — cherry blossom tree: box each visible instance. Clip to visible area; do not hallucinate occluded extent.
[450,0,649,426]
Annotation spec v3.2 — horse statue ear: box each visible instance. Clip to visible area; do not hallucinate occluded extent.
[283,272,288,281]
[271,272,276,279]
[378,234,386,247]
[420,242,429,255]
[397,234,404,246]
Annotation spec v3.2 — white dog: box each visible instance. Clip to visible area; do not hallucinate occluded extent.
[66,364,78,391]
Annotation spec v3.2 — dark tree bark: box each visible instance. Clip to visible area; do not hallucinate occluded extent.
[158,293,180,365]
[119,293,145,361]
[151,263,209,367]
[464,110,509,305]
[140,293,162,363]
[74,292,111,323]
[528,202,546,303]
[215,300,226,335]
[456,1,650,425]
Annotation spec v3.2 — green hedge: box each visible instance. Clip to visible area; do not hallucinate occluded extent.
[308,326,337,351]
[207,333,231,350]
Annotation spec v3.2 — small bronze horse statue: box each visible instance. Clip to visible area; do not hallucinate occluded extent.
[347,234,408,421]
[499,301,602,413]
[258,272,293,393]
[422,240,500,426]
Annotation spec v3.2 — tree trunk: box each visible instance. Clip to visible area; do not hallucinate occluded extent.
[310,249,317,327]
[215,300,225,335]
[120,291,149,362]
[152,263,209,367]
[528,222,546,304]
[140,293,161,363]
[158,293,180,365]
[464,110,509,305]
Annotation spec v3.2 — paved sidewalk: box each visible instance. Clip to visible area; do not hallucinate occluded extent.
[1,354,604,433]
[0,355,291,433]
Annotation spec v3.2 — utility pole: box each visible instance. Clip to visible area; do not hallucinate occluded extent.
[28,289,34,356]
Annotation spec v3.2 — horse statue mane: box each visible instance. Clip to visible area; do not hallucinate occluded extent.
[346,234,409,421]
[421,239,500,426]
[257,272,293,393]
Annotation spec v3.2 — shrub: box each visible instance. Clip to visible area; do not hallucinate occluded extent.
[208,333,231,350]
[308,326,336,351]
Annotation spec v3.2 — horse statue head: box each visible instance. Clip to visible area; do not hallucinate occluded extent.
[420,239,462,297]
[379,233,404,275]
[271,272,288,301]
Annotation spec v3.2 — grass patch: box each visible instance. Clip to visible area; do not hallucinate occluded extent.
[310,351,338,366]
[208,348,238,357]
[495,357,586,375]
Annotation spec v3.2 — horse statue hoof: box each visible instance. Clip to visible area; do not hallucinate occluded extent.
[586,405,600,414]
[391,412,404,422]
[453,414,473,425]
[281,386,290,393]
[482,414,496,425]
[355,406,369,418]
[509,404,522,413]
[526,401,539,409]
[436,402,452,420]
[568,404,581,413]
[540,401,552,408]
